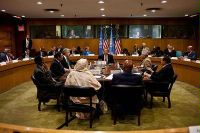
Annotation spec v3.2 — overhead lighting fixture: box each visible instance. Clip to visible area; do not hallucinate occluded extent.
[101,14,106,17]
[60,14,64,17]
[1,9,6,12]
[100,8,105,11]
[49,11,54,13]
[184,14,189,17]
[161,0,167,4]
[98,1,104,4]
[151,10,156,13]
[21,15,26,18]
[37,1,43,5]
[143,14,147,16]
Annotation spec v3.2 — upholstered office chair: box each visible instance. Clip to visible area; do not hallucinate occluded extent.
[147,74,177,108]
[57,85,99,129]
[31,75,61,111]
[111,85,144,126]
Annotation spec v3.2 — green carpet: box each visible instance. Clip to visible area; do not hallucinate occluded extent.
[0,81,199,131]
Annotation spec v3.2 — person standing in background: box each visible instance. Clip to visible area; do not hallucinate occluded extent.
[22,35,32,54]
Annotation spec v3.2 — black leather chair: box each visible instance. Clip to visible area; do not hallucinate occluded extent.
[31,75,61,111]
[111,85,144,126]
[147,74,177,108]
[57,85,99,129]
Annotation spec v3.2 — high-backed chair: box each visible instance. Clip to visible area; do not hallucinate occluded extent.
[111,85,144,126]
[57,85,99,129]
[147,74,177,108]
[31,75,61,111]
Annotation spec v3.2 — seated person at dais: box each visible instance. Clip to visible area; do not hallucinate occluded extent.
[48,46,57,56]
[141,43,150,56]
[163,44,176,57]
[82,46,93,56]
[37,47,48,57]
[183,45,196,60]
[50,52,68,81]
[65,58,101,119]
[98,48,115,64]
[121,48,130,56]
[112,60,143,85]
[144,56,174,82]
[152,47,163,57]
[0,48,15,63]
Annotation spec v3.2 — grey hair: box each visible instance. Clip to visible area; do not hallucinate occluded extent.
[62,48,70,54]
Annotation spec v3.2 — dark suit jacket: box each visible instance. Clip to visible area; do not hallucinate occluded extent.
[37,51,48,57]
[163,49,176,57]
[33,64,56,85]
[184,51,196,60]
[150,64,174,82]
[61,56,71,69]
[98,54,115,64]
[112,72,143,85]
[22,39,32,52]
[0,52,15,62]
[50,59,65,79]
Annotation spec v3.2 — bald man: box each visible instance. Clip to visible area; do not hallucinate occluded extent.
[183,46,196,60]
[112,60,142,85]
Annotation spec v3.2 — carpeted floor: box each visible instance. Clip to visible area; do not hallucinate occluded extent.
[0,81,199,131]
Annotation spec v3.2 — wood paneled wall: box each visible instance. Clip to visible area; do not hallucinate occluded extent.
[0,25,15,52]
[32,39,196,55]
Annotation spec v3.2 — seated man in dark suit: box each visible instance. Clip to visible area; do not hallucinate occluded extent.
[144,56,174,82]
[163,44,176,57]
[183,45,196,60]
[33,56,62,101]
[112,60,142,85]
[143,56,174,95]
[50,52,67,81]
[37,47,48,57]
[98,48,114,64]
[61,48,72,69]
[0,48,15,63]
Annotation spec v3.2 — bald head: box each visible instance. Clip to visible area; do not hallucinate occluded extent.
[123,60,133,72]
[187,46,193,52]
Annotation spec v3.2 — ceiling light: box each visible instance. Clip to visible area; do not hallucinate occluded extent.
[49,11,54,13]
[101,14,106,17]
[151,10,156,13]
[1,9,6,12]
[37,1,43,5]
[98,1,104,4]
[184,14,189,17]
[60,14,64,17]
[100,8,105,11]
[161,0,167,4]
[143,14,147,16]
[21,15,26,18]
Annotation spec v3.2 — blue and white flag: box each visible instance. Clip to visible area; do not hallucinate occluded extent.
[98,26,103,55]
[109,26,114,54]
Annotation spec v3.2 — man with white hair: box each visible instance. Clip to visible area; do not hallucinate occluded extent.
[164,44,176,57]
[141,43,150,56]
[61,48,72,69]
[183,45,196,60]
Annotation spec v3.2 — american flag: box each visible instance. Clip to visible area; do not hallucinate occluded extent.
[103,39,109,50]
[115,39,121,54]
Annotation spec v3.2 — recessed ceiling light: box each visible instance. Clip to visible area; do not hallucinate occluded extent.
[143,14,147,16]
[49,11,54,13]
[21,15,26,18]
[151,10,156,13]
[13,16,17,18]
[184,14,189,17]
[161,0,167,4]
[100,8,105,11]
[60,14,64,17]
[1,9,6,12]
[101,14,106,17]
[37,1,43,5]
[190,14,198,17]
[98,1,104,4]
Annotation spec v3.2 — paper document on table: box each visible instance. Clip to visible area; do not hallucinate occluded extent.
[94,75,102,79]
[105,74,113,80]
[189,126,199,133]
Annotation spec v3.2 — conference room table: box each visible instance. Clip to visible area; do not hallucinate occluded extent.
[0,55,199,94]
